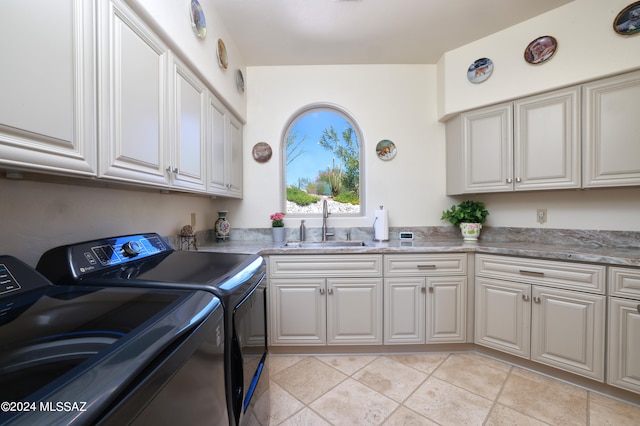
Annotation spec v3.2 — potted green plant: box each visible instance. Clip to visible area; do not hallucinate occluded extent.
[441,200,489,241]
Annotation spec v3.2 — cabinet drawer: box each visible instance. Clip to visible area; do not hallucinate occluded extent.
[269,255,382,278]
[609,267,640,299]
[384,254,467,276]
[476,254,605,294]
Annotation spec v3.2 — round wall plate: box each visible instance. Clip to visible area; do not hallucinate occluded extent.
[217,39,228,69]
[252,142,272,163]
[467,58,493,83]
[190,0,206,39]
[376,139,396,161]
[524,36,557,64]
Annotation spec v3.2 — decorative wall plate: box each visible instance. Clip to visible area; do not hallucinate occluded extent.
[236,70,245,93]
[190,0,206,39]
[613,1,640,36]
[467,58,493,83]
[217,39,228,69]
[252,142,272,163]
[376,140,396,161]
[524,36,557,64]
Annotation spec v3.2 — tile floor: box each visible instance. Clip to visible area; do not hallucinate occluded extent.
[260,352,640,425]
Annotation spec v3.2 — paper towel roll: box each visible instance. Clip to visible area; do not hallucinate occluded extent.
[374,207,389,241]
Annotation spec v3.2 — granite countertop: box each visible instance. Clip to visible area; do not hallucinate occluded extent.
[198,240,640,267]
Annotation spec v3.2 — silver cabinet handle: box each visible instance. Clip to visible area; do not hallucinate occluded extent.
[516,177,522,183]
[328,288,334,295]
[417,265,436,270]
[522,294,530,302]
[507,178,512,184]
[428,287,434,293]
[421,286,426,294]
[533,296,541,304]
[166,166,178,174]
[519,269,545,277]
[319,288,325,295]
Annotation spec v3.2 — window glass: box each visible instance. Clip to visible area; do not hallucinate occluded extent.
[283,106,363,215]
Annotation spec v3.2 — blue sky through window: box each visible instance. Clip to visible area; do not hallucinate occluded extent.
[286,110,356,187]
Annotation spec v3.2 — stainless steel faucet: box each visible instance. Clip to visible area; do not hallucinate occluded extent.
[321,199,334,241]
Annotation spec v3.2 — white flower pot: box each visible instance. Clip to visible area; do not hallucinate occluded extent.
[272,227,285,242]
[460,223,482,241]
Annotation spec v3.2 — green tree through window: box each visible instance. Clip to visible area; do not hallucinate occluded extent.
[283,106,363,215]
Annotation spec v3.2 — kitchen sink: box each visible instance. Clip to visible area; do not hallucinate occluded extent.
[283,240,367,248]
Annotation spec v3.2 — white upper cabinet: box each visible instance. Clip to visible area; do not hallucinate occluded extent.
[446,86,580,195]
[97,0,170,187]
[169,55,207,192]
[207,96,244,198]
[446,103,513,194]
[582,70,640,188]
[0,0,96,176]
[513,87,581,191]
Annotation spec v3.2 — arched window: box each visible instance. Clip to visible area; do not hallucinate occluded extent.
[282,104,364,216]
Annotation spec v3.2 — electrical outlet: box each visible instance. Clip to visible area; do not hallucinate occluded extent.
[536,208,547,224]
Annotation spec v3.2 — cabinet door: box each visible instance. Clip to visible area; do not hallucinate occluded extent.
[207,96,227,194]
[514,86,580,190]
[327,278,382,345]
[426,277,467,343]
[270,278,326,346]
[608,297,640,393]
[583,70,640,188]
[169,56,206,192]
[0,0,96,176]
[531,286,605,381]
[226,115,243,198]
[446,103,513,194]
[98,0,169,187]
[475,277,531,358]
[384,278,425,344]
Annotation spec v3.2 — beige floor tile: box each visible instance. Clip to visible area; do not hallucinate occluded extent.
[404,376,493,425]
[309,378,399,426]
[382,406,438,425]
[279,407,332,426]
[353,356,428,402]
[433,353,510,400]
[589,392,640,426]
[271,357,347,404]
[484,403,549,426]
[498,367,587,425]
[315,354,378,375]
[385,352,448,374]
[262,381,305,425]
[269,355,304,376]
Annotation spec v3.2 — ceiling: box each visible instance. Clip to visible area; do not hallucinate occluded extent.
[211,0,575,66]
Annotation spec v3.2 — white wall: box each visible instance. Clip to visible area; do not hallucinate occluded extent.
[0,178,220,266]
[438,0,640,118]
[222,64,450,231]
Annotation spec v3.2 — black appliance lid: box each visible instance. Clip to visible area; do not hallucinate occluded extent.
[36,233,265,298]
[0,256,219,425]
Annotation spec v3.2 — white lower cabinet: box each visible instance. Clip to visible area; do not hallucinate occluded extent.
[608,267,640,394]
[475,254,606,381]
[270,277,382,345]
[383,254,468,344]
[269,255,383,346]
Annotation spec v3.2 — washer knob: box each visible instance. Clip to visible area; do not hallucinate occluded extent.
[122,241,142,257]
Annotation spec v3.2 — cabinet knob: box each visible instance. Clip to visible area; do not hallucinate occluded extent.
[522,294,530,302]
[533,296,541,304]
[421,286,426,294]
[516,177,522,183]
[319,288,325,295]
[506,178,513,184]
[637,304,640,314]
[328,288,334,295]
[429,286,434,293]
